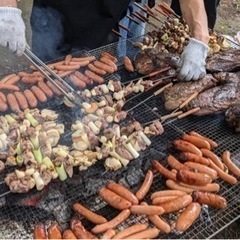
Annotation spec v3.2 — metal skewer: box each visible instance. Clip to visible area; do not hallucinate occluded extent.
[0,190,10,198]
[126,15,149,32]
[126,82,173,112]
[24,48,83,107]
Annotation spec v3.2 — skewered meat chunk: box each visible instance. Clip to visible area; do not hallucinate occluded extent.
[163,75,218,111]
[144,120,164,136]
[0,160,4,172]
[225,105,240,132]
[5,172,35,193]
[115,145,134,160]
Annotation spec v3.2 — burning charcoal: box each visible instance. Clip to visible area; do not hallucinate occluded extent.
[84,178,109,197]
[53,201,72,230]
[125,167,144,187]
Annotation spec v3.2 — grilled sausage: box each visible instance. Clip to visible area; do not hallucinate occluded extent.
[64,54,72,65]
[151,190,187,200]
[222,150,240,177]
[184,162,218,180]
[209,159,237,185]
[112,224,148,239]
[159,194,193,214]
[166,179,195,193]
[177,169,212,186]
[62,229,77,239]
[189,131,218,148]
[0,97,8,112]
[23,89,38,108]
[5,75,21,85]
[175,202,201,231]
[152,160,177,181]
[85,70,104,83]
[141,202,171,233]
[7,93,20,112]
[0,73,17,83]
[73,202,107,224]
[71,56,96,62]
[179,182,220,192]
[130,205,165,215]
[0,92,6,102]
[93,61,115,74]
[135,170,153,201]
[21,76,43,84]
[152,196,179,205]
[74,71,92,85]
[125,227,160,239]
[46,81,62,96]
[91,209,131,234]
[179,152,210,166]
[55,64,81,71]
[182,134,211,150]
[88,63,107,76]
[201,149,224,170]
[0,83,19,91]
[47,222,62,239]
[57,70,74,78]
[69,74,86,88]
[100,52,118,63]
[107,182,139,205]
[123,56,134,72]
[38,81,54,98]
[71,218,94,239]
[101,229,116,239]
[98,188,132,210]
[33,223,47,240]
[100,57,118,71]
[173,139,202,156]
[167,155,191,171]
[31,86,47,103]
[14,92,28,110]
[193,191,227,209]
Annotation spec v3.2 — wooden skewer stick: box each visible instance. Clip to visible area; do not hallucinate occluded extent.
[177,107,201,119]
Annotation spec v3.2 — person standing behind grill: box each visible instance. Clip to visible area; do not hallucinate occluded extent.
[171,0,220,81]
[0,0,33,75]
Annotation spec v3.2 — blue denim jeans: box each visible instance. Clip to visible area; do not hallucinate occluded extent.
[117,0,148,58]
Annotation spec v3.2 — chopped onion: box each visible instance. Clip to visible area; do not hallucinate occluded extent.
[16,155,24,167]
[82,102,91,109]
[42,157,55,171]
[123,141,140,159]
[33,171,45,190]
[88,122,100,135]
[101,84,109,94]
[114,126,121,138]
[55,163,68,181]
[5,114,16,125]
[109,151,129,167]
[25,112,39,127]
[139,131,151,146]
[25,168,35,176]
[98,100,106,107]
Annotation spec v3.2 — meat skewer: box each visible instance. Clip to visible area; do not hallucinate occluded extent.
[126,82,173,112]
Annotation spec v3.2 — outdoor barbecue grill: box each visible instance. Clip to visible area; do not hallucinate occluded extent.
[0,30,240,239]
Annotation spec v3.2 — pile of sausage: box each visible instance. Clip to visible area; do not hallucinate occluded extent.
[0,51,135,113]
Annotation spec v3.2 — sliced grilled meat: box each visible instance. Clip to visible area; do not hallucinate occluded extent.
[225,105,240,132]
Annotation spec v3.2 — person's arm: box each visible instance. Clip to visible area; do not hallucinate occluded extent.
[179,0,209,44]
[177,0,210,81]
[0,0,26,56]
[0,0,17,8]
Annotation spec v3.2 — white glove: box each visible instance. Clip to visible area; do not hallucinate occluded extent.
[178,38,209,81]
[0,7,26,56]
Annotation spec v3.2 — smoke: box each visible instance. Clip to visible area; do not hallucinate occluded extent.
[31,6,65,62]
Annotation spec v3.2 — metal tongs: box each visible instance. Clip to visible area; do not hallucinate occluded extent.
[23,47,83,107]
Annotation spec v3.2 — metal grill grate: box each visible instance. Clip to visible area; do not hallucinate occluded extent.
[0,38,239,239]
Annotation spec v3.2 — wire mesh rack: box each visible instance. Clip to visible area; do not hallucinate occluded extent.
[0,37,239,239]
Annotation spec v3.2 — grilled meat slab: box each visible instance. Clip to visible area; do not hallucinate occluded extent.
[163,74,217,111]
[225,105,240,133]
[188,82,240,115]
[206,49,240,72]
[134,48,178,75]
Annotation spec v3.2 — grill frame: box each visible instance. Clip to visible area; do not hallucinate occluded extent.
[0,37,239,239]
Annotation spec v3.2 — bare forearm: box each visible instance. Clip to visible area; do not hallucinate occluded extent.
[0,0,17,7]
[179,0,209,44]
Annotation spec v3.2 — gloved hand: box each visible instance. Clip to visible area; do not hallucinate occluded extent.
[177,38,209,81]
[0,7,26,56]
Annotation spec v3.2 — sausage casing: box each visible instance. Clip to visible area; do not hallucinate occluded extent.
[173,139,202,156]
[175,202,201,231]
[152,160,176,181]
[193,191,227,209]
[23,89,38,108]
[33,223,47,240]
[182,134,211,150]
[47,222,62,239]
[99,188,132,210]
[107,182,139,205]
[179,152,210,166]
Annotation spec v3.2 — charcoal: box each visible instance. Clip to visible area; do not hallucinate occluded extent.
[125,167,144,187]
